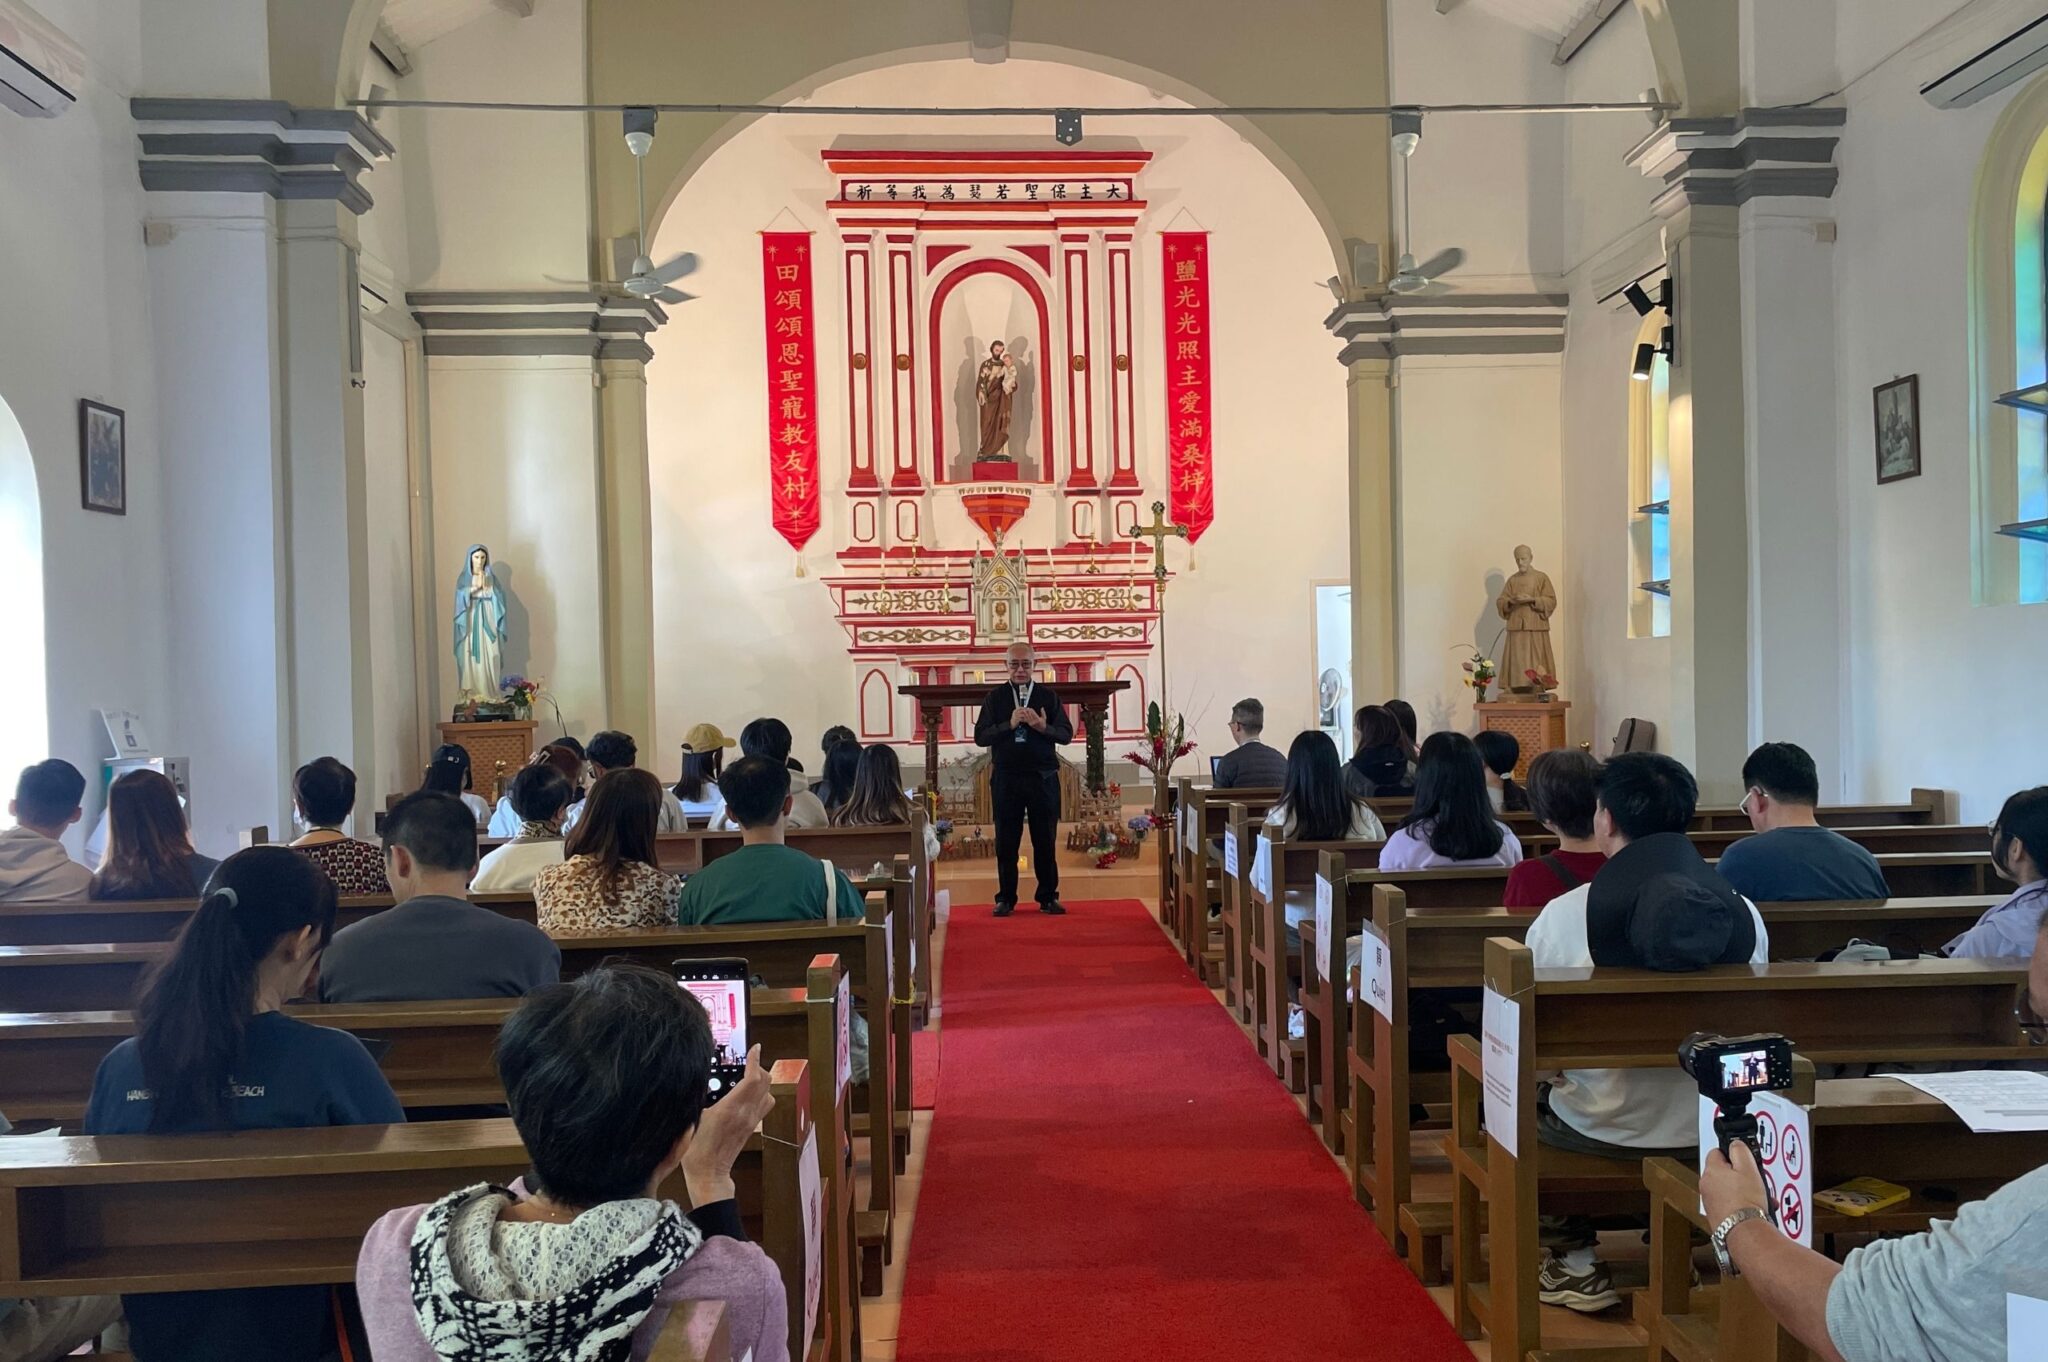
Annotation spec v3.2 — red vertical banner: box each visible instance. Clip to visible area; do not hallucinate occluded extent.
[762,231,820,552]
[1161,232,1214,542]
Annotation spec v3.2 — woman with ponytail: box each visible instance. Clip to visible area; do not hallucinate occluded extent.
[419,742,491,828]
[84,847,404,1360]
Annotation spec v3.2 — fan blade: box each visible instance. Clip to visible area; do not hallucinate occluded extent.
[649,252,699,284]
[653,286,696,305]
[1414,247,1465,280]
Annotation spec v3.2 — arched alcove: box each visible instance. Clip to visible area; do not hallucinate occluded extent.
[0,392,49,786]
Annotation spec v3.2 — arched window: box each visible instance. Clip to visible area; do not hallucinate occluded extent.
[1627,309,1671,638]
[0,395,48,785]
[1970,73,2048,605]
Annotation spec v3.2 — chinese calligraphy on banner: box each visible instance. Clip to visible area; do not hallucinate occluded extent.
[1161,232,1214,542]
[761,230,820,552]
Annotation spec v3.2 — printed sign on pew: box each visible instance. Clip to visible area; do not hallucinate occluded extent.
[1223,833,1239,877]
[1698,1092,1813,1248]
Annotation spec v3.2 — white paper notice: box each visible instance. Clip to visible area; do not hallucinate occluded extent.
[798,1128,823,1362]
[1697,1092,1813,1247]
[1480,988,1521,1159]
[2009,1294,2048,1362]
[835,974,853,1102]
[1893,1071,2048,1133]
[1315,876,1334,984]
[1223,833,1240,877]
[1358,921,1393,1023]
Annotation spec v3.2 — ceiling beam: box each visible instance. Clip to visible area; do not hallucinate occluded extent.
[1435,0,1465,12]
[1555,0,1627,65]
[491,0,537,16]
[370,19,412,77]
[967,0,1012,64]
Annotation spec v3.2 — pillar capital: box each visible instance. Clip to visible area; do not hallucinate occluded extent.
[1626,108,1845,219]
[132,98,394,215]
[1325,294,1568,367]
[408,291,669,364]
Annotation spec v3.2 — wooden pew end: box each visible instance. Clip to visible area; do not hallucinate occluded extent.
[855,1210,889,1298]
[1397,1201,1450,1285]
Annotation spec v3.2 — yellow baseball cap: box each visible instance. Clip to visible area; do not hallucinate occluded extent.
[682,722,736,753]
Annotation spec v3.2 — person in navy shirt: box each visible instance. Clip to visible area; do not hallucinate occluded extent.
[85,847,403,1361]
[1716,743,1889,904]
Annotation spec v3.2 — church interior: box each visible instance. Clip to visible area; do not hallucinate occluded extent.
[5,1,2048,1359]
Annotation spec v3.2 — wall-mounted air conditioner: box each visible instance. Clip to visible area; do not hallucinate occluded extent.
[0,0,82,118]
[1923,12,2048,109]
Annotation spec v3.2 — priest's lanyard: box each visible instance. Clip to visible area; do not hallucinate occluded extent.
[1014,680,1033,743]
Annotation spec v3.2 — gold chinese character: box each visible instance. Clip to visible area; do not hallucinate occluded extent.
[775,264,800,283]
[1177,416,1204,440]
[1176,390,1202,415]
[1178,466,1208,492]
[1174,260,1197,282]
[1175,341,1201,362]
[1174,312,1203,336]
[779,396,808,421]
[783,475,810,498]
[778,423,807,446]
[773,289,802,310]
[782,449,808,471]
[777,369,804,392]
[1174,285,1199,307]
[774,315,805,338]
[1178,365,1202,387]
[779,342,801,365]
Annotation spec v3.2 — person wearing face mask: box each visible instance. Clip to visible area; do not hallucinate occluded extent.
[972,641,1074,917]
[1943,786,2048,959]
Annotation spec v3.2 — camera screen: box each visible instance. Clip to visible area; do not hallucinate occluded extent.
[1719,1048,1772,1091]
[679,976,750,1103]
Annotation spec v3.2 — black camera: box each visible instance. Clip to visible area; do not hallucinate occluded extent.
[1678,1031,1795,1156]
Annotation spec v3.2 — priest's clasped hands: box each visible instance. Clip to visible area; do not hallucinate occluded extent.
[1010,706,1048,732]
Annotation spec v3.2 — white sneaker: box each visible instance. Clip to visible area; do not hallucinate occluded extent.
[1286,1005,1307,1040]
[1537,1251,1621,1313]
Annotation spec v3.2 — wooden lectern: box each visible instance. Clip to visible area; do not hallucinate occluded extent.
[437,720,538,800]
[898,679,1130,797]
[1474,700,1570,781]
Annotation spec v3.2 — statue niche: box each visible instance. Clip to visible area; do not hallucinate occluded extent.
[973,549,1027,643]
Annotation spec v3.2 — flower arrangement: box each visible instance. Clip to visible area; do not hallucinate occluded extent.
[1523,668,1560,701]
[1456,649,1498,703]
[500,675,546,708]
[935,818,955,844]
[1127,813,1156,843]
[1123,702,1196,777]
[1094,850,1120,869]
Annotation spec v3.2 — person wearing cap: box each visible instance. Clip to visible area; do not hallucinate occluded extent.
[972,641,1074,917]
[1521,751,1769,1312]
[562,731,689,835]
[675,722,736,823]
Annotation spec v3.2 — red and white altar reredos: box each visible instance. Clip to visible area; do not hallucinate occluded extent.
[815,147,1177,746]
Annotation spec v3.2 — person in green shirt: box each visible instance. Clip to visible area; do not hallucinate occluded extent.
[678,755,865,925]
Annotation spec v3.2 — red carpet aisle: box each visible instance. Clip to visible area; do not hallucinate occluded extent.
[894,899,1473,1361]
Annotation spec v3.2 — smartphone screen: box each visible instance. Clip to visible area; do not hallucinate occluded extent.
[673,957,750,1104]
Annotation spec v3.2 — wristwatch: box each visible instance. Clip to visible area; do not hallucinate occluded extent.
[1710,1205,1772,1276]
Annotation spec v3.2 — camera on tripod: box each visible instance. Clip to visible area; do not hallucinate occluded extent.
[1678,1031,1795,1156]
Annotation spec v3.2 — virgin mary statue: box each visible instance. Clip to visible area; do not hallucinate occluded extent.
[453,544,506,703]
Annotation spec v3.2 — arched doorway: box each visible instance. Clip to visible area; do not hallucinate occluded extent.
[0,393,48,786]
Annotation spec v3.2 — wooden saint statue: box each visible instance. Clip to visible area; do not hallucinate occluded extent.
[1496,544,1558,694]
[975,339,1019,459]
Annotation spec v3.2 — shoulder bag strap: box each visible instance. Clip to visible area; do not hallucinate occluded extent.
[1539,852,1581,891]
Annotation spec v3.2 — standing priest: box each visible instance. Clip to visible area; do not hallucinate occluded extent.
[974,640,1073,917]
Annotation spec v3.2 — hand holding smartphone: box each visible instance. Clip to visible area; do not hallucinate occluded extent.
[673,956,751,1104]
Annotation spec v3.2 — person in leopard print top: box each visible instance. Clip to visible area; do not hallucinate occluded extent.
[533,769,677,933]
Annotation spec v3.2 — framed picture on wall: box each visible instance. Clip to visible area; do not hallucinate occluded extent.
[1873,375,1921,484]
[78,399,126,515]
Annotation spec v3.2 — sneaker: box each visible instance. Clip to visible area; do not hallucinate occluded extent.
[1287,1005,1307,1040]
[1537,1252,1621,1313]
[992,899,1016,918]
[1038,899,1067,915]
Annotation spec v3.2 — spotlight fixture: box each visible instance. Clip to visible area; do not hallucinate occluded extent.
[1660,323,1675,358]
[1623,281,1656,317]
[1632,342,1657,381]
[1658,279,1673,313]
[1054,109,1083,145]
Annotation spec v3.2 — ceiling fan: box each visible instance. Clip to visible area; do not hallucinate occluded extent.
[550,108,699,305]
[1386,110,1464,297]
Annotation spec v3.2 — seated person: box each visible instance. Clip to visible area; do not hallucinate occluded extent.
[816,724,856,789]
[85,848,404,1360]
[1253,731,1385,945]
[417,743,491,828]
[1717,742,1888,903]
[1473,729,1530,813]
[834,743,942,862]
[1503,749,1606,912]
[712,719,829,830]
[1523,751,1769,1312]
[1377,733,1524,870]
[674,722,734,823]
[1385,698,1421,767]
[90,768,219,901]
[815,736,861,816]
[487,740,585,838]
[0,758,91,901]
[562,730,688,835]
[1700,912,2048,1362]
[287,755,391,895]
[1944,785,2048,959]
[1344,704,1413,800]
[320,791,559,1002]
[681,756,863,925]
[472,764,574,893]
[1215,698,1289,789]
[355,964,788,1362]
[535,769,680,933]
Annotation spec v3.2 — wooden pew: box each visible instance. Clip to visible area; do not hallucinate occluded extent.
[1334,887,2003,1281]
[0,1061,836,1362]
[0,891,540,946]
[1172,785,1281,978]
[1239,825,1383,1092]
[1442,938,2030,1362]
[1365,788,1948,831]
[1639,1081,2048,1362]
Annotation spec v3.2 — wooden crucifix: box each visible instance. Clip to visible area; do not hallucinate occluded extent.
[1127,500,1188,763]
